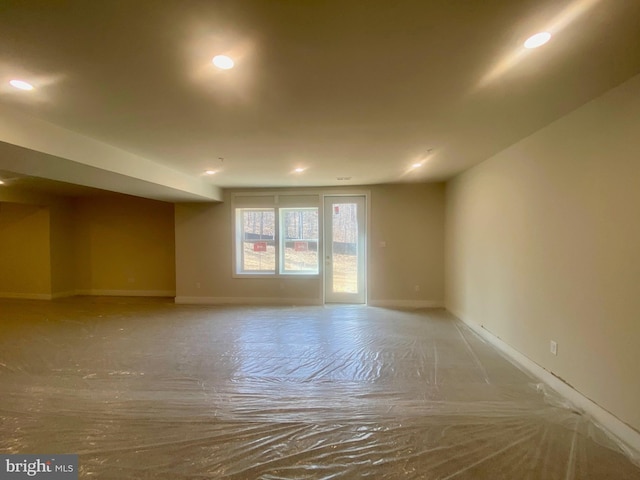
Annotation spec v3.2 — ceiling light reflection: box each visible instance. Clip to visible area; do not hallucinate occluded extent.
[477,0,602,87]
[9,80,34,91]
[524,32,551,49]
[212,55,234,70]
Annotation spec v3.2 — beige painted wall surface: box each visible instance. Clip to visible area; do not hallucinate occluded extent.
[0,202,51,296]
[175,184,445,305]
[74,195,176,294]
[445,74,640,431]
[369,184,445,304]
[175,191,321,303]
[49,200,76,296]
[0,187,58,206]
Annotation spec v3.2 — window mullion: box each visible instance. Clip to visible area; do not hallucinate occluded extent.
[275,207,281,275]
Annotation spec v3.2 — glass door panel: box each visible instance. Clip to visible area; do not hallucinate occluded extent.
[324,196,366,303]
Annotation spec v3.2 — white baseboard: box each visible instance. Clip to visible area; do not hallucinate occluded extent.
[175,296,322,306]
[451,309,640,461]
[175,298,444,308]
[75,289,175,297]
[368,299,444,309]
[0,292,52,300]
[1,290,175,300]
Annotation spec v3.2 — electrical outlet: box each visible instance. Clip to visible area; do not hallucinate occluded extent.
[550,340,558,356]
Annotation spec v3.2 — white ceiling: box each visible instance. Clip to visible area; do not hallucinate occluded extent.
[0,0,639,197]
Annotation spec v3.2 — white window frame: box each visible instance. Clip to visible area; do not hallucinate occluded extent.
[232,192,321,278]
[235,207,277,275]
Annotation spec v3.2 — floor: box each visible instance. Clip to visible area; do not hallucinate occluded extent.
[0,297,638,479]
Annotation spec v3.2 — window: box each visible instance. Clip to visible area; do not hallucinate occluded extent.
[280,208,319,274]
[234,198,319,276]
[237,208,276,273]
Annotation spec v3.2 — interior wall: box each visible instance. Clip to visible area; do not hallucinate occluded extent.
[175,183,445,305]
[445,73,640,432]
[369,183,445,306]
[74,195,176,295]
[0,202,51,298]
[49,199,76,297]
[175,192,318,303]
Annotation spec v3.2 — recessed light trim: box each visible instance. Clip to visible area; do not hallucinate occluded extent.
[412,163,423,168]
[212,55,234,70]
[204,170,217,175]
[9,79,34,91]
[524,32,551,49]
[294,167,305,173]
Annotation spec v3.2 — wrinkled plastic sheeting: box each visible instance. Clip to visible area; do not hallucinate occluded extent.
[0,298,639,479]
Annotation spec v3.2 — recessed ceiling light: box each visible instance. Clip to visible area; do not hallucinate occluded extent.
[204,170,217,175]
[9,79,34,91]
[212,55,234,70]
[0,180,5,185]
[294,168,305,173]
[412,163,423,168]
[524,32,551,49]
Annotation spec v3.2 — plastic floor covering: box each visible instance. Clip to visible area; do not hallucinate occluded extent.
[0,297,639,479]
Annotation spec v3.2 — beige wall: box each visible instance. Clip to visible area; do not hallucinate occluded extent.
[445,74,640,431]
[74,195,176,295]
[0,202,51,297]
[370,183,445,305]
[175,196,320,303]
[176,184,445,305]
[0,186,57,206]
[0,193,176,298]
[49,199,76,296]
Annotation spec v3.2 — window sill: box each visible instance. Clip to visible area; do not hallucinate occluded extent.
[233,273,320,279]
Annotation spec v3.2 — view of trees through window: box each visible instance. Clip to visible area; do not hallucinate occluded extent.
[241,209,275,272]
[238,208,318,274]
[237,204,358,286]
[282,208,318,272]
[331,203,358,293]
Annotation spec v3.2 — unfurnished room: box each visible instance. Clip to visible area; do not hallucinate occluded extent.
[1,1,639,478]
